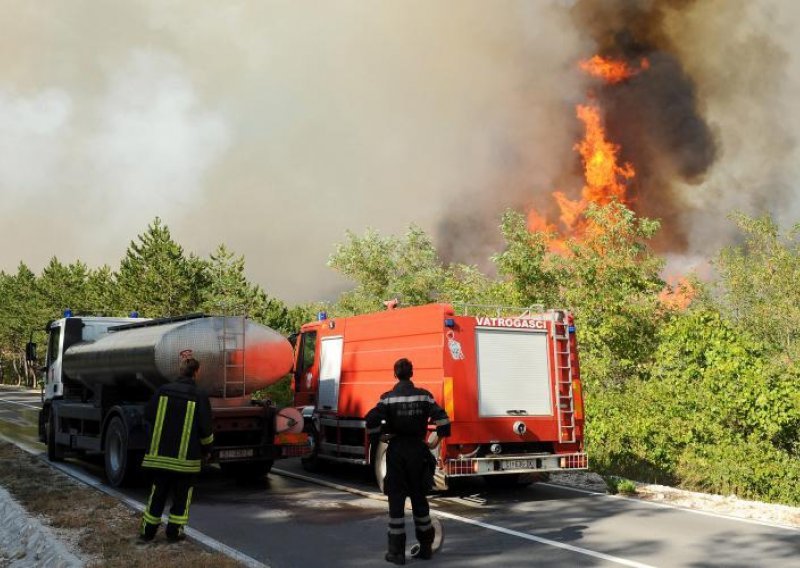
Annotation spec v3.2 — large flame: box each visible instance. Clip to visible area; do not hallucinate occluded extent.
[528,56,640,245]
[526,54,695,310]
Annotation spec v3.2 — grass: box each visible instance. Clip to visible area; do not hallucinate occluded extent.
[603,475,638,495]
[0,442,242,567]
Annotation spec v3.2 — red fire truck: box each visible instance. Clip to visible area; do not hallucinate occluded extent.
[292,303,587,490]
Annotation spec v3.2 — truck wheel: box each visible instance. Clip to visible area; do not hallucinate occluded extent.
[373,440,388,493]
[46,411,64,462]
[221,460,273,481]
[104,416,138,487]
[301,428,323,473]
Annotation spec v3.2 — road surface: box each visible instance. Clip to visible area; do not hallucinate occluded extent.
[1,387,797,567]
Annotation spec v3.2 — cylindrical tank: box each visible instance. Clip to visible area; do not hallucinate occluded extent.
[63,316,293,398]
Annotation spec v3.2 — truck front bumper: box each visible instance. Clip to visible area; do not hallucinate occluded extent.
[444,452,587,477]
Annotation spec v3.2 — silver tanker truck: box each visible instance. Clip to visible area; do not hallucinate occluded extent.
[28,313,309,486]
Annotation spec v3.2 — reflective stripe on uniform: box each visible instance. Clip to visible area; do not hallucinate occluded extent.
[200,433,214,445]
[178,400,196,460]
[168,513,189,525]
[367,426,381,434]
[145,483,157,514]
[388,516,404,528]
[435,418,450,426]
[141,455,202,473]
[379,395,435,405]
[142,510,161,525]
[149,396,168,456]
[414,514,432,530]
[168,485,194,525]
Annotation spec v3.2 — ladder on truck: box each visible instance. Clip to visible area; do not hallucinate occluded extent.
[551,313,576,443]
[222,316,247,398]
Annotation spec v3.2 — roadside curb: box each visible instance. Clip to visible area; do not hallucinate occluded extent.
[0,434,269,568]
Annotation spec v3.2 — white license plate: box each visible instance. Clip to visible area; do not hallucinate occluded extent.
[502,459,538,470]
[219,449,254,460]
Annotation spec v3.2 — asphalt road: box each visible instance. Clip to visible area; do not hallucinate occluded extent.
[1,387,798,567]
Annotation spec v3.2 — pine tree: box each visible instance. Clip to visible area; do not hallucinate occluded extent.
[116,218,207,317]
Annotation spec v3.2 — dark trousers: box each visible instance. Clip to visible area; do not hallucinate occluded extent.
[140,471,195,538]
[385,438,434,540]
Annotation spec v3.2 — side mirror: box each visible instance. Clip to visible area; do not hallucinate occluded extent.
[25,342,38,363]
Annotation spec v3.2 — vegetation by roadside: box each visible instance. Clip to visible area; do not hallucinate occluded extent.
[2,206,800,506]
[0,441,241,568]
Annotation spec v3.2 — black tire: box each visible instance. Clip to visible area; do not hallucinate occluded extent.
[221,460,273,480]
[104,416,139,487]
[483,473,525,488]
[301,427,324,473]
[373,440,388,493]
[46,411,64,462]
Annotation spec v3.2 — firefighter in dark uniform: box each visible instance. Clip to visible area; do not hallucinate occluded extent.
[139,350,214,542]
[366,358,451,565]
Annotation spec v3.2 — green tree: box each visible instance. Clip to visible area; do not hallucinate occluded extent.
[0,264,47,385]
[38,258,92,315]
[116,218,208,317]
[328,224,497,315]
[495,203,665,389]
[555,203,665,388]
[85,265,123,316]
[714,212,800,360]
[328,225,433,314]
[202,244,264,316]
[492,210,561,307]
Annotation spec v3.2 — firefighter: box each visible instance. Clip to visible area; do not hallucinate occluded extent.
[366,358,451,565]
[139,350,214,542]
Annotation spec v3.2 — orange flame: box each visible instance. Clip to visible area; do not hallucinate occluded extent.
[527,56,645,250]
[579,55,649,84]
[659,277,696,311]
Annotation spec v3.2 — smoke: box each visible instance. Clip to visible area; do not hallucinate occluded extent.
[566,0,798,259]
[1,1,799,302]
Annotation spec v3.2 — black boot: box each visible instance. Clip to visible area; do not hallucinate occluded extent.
[415,527,435,560]
[139,520,158,543]
[385,532,406,565]
[165,523,186,543]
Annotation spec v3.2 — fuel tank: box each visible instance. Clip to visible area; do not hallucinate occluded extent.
[62,316,293,397]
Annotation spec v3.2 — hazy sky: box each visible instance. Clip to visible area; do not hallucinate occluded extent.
[1,1,799,303]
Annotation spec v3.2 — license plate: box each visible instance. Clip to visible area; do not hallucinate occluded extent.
[502,459,538,470]
[219,449,254,460]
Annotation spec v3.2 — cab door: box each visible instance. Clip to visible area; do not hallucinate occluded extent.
[293,330,318,406]
[44,322,64,401]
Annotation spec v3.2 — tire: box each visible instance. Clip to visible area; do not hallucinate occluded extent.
[104,416,139,487]
[483,473,526,488]
[373,440,388,493]
[301,428,324,473]
[221,460,273,481]
[46,411,64,462]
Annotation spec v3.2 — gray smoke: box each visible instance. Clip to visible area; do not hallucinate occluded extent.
[1,1,799,302]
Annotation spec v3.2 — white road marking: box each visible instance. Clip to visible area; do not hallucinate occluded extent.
[0,433,269,568]
[433,508,656,568]
[540,482,800,533]
[0,398,40,410]
[273,468,654,568]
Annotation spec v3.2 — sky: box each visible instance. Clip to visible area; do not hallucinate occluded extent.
[1,1,799,304]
